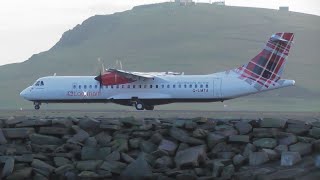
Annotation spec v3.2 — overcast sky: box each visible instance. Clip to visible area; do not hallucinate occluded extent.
[0,0,319,66]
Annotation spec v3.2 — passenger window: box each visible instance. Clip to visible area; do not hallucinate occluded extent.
[189,84,192,88]
[127,85,130,88]
[167,85,170,88]
[133,85,136,88]
[79,85,81,89]
[206,84,209,88]
[150,85,152,88]
[95,85,98,89]
[122,85,125,88]
[144,85,147,88]
[161,85,164,88]
[84,85,87,89]
[89,85,92,89]
[200,84,203,88]
[195,84,197,88]
[156,85,158,88]
[116,85,119,88]
[178,84,181,88]
[73,85,77,89]
[173,85,176,88]
[184,84,187,88]
[139,85,142,88]
[111,85,114,88]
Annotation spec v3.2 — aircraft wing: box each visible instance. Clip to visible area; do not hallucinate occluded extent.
[107,68,155,80]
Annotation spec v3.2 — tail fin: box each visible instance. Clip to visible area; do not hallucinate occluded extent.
[235,32,294,88]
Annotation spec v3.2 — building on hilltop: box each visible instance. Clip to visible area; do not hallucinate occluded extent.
[279,6,289,11]
[175,0,195,6]
[212,1,225,6]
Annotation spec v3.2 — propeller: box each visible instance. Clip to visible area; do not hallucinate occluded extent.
[94,58,106,89]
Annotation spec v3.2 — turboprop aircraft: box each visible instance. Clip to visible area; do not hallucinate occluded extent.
[20,32,295,110]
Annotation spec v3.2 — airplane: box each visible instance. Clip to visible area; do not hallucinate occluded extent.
[20,32,295,110]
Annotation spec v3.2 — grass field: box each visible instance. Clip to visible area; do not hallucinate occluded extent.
[0,3,319,111]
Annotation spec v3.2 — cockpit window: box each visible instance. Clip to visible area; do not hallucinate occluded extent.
[34,80,44,86]
[40,81,44,86]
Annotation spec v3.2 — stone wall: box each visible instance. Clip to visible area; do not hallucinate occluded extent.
[0,116,319,179]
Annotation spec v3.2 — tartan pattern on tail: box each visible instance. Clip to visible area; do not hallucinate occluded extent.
[234,32,294,90]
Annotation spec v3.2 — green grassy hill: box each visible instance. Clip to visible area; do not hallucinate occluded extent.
[1,3,320,111]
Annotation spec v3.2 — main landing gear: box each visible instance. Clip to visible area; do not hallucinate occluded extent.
[133,100,154,111]
[34,102,41,110]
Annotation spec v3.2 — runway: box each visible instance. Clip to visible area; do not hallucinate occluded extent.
[0,109,319,121]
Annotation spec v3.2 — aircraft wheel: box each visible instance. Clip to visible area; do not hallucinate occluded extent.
[145,105,154,111]
[135,101,145,110]
[34,105,40,110]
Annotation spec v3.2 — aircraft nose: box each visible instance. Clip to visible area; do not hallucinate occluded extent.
[20,87,30,99]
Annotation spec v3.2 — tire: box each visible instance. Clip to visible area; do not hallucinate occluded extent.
[34,105,40,110]
[135,102,144,110]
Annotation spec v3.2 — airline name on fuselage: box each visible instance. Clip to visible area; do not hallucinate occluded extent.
[67,91,101,97]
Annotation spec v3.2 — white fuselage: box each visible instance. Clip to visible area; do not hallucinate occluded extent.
[20,71,295,108]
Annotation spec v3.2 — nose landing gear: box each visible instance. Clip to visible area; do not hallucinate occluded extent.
[34,102,41,110]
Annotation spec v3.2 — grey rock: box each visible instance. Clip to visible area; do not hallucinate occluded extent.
[54,164,75,175]
[309,127,320,138]
[6,116,27,126]
[52,118,73,128]
[192,117,208,123]
[289,142,312,155]
[185,121,198,130]
[173,120,186,127]
[252,128,280,138]
[176,173,197,180]
[1,157,14,178]
[262,148,279,160]
[31,159,55,176]
[96,170,112,178]
[274,145,288,153]
[140,140,157,153]
[262,168,306,180]
[110,138,129,152]
[121,152,135,163]
[150,149,169,158]
[119,116,142,126]
[297,136,316,143]
[79,117,100,130]
[221,164,235,179]
[129,138,142,149]
[6,167,32,180]
[121,153,152,180]
[14,154,33,163]
[216,129,238,137]
[84,137,97,147]
[253,138,277,149]
[16,119,51,127]
[158,139,178,155]
[81,146,111,160]
[313,139,320,152]
[38,127,68,135]
[235,122,252,135]
[76,160,103,171]
[54,157,71,167]
[106,150,120,161]
[229,135,250,143]
[30,133,64,145]
[31,144,58,153]
[286,124,311,135]
[243,143,257,157]
[150,133,163,144]
[132,131,153,138]
[212,160,224,177]
[315,155,320,168]
[78,171,99,178]
[249,152,269,165]
[95,131,112,147]
[33,173,48,180]
[233,154,246,166]
[176,142,190,153]
[64,171,77,180]
[100,161,127,174]
[100,124,120,130]
[207,133,226,149]
[281,152,301,166]
[211,142,232,154]
[311,121,320,128]
[0,128,7,144]
[2,128,35,138]
[174,145,207,168]
[217,152,235,159]
[67,126,89,143]
[154,156,174,168]
[192,128,208,138]
[277,133,297,145]
[260,118,287,128]
[170,127,204,145]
